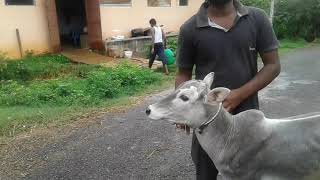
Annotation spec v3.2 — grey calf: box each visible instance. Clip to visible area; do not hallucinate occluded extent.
[147,72,320,180]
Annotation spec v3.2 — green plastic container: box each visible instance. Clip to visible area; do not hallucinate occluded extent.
[164,49,175,65]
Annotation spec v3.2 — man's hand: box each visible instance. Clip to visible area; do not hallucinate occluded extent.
[223,88,245,113]
[151,48,154,54]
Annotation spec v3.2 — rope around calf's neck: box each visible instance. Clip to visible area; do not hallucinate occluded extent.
[197,103,223,134]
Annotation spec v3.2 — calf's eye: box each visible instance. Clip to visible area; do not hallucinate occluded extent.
[179,95,189,102]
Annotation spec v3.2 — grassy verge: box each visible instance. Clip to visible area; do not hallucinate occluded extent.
[0,79,174,137]
[278,39,308,54]
[0,54,175,137]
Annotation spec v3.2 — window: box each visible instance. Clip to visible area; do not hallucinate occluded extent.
[100,0,132,6]
[179,0,188,6]
[5,0,34,5]
[148,0,171,7]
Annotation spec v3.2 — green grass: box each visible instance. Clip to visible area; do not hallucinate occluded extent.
[0,106,75,136]
[0,57,162,107]
[0,78,174,137]
[0,55,172,137]
[279,39,308,54]
[0,54,102,81]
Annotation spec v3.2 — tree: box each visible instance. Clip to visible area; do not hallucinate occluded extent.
[242,0,320,40]
[269,0,275,24]
[274,0,320,40]
[241,0,270,14]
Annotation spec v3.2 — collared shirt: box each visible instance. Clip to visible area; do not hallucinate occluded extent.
[208,12,243,32]
[177,0,279,113]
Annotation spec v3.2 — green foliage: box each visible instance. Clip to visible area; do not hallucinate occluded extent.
[274,0,320,41]
[241,0,270,14]
[87,63,160,99]
[278,38,307,54]
[167,37,178,56]
[0,55,102,81]
[0,57,162,107]
[0,55,167,136]
[241,0,320,41]
[0,79,86,106]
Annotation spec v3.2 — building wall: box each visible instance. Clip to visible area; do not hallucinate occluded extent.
[0,0,203,58]
[0,0,51,58]
[100,0,203,40]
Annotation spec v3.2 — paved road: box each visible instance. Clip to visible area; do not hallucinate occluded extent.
[2,47,320,180]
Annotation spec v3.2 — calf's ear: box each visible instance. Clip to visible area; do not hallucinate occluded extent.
[203,72,215,89]
[206,87,230,103]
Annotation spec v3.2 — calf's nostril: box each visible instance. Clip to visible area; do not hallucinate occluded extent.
[146,108,151,115]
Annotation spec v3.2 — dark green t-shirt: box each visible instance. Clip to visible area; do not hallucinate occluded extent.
[177,1,279,114]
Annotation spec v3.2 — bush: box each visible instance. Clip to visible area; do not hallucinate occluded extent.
[87,63,160,99]
[167,37,178,56]
[242,0,320,40]
[0,80,85,106]
[241,0,270,14]
[86,70,122,99]
[0,62,162,107]
[275,0,320,40]
[0,55,102,81]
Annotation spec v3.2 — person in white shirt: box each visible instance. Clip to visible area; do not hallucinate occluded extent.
[149,18,169,75]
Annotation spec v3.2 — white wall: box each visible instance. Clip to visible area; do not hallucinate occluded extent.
[100,0,203,40]
[0,0,51,58]
[0,0,204,58]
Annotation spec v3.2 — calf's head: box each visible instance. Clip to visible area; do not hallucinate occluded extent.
[146,72,230,128]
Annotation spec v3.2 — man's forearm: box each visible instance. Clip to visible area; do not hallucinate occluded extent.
[175,68,193,89]
[162,29,167,48]
[151,37,155,49]
[238,51,281,100]
[151,28,155,49]
[240,64,280,99]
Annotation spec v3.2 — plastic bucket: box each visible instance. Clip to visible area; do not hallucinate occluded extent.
[164,49,175,65]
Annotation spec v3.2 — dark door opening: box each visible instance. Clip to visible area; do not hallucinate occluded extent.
[55,0,88,50]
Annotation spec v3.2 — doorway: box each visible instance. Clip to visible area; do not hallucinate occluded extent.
[46,0,104,52]
[55,0,87,50]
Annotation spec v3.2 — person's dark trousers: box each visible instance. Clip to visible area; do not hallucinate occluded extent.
[192,133,219,180]
[72,32,81,48]
[149,42,168,68]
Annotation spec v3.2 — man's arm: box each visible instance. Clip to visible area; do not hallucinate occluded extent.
[162,28,167,49]
[223,50,281,112]
[150,28,155,52]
